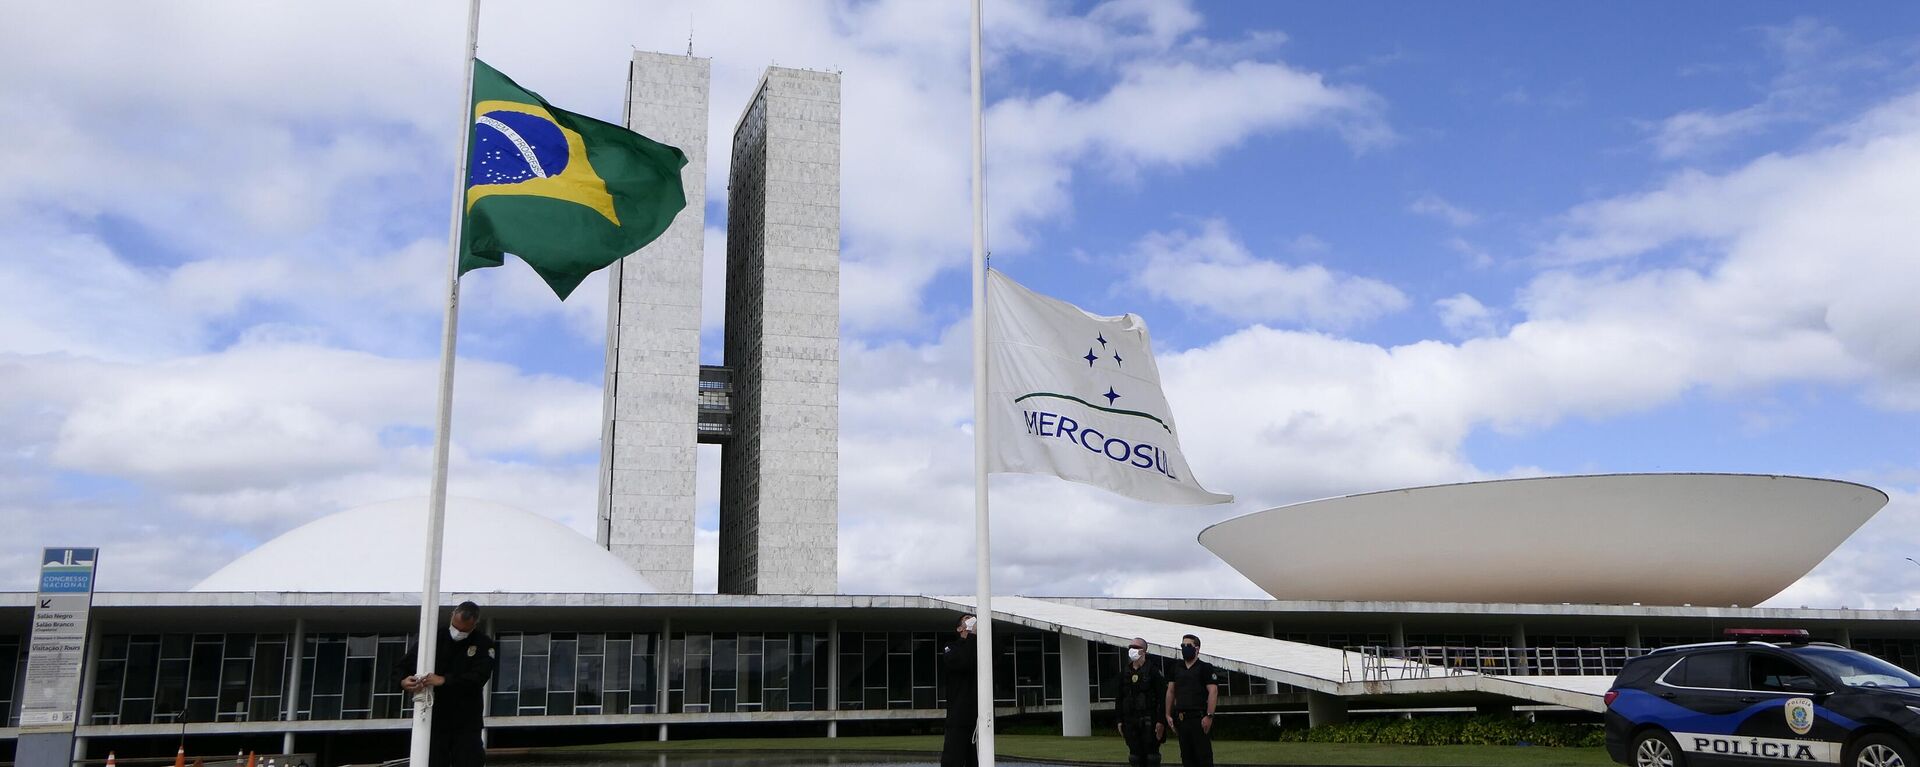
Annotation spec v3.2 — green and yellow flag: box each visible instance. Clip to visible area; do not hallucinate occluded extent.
[459,59,688,299]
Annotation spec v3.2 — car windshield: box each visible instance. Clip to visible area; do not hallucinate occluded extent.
[1796,648,1920,689]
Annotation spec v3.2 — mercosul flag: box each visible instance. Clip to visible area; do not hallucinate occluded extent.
[459,59,688,299]
[985,269,1231,505]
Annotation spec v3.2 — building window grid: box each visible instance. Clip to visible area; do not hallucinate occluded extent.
[87,633,293,726]
[668,631,830,714]
[492,631,658,717]
[1,636,23,728]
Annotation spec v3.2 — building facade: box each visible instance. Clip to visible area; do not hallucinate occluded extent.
[719,68,842,595]
[597,51,712,593]
[599,54,842,596]
[7,593,1920,762]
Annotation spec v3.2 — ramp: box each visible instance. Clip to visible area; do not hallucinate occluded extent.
[930,595,1609,713]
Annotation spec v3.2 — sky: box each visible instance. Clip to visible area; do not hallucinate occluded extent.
[4,0,1920,607]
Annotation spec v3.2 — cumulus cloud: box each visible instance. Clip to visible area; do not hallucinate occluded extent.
[1435,293,1497,339]
[1125,220,1408,329]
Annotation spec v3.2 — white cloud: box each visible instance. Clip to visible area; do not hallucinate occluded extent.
[1409,193,1479,227]
[1435,293,1497,339]
[1125,220,1408,329]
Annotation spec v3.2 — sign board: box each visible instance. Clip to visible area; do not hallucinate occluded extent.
[19,547,98,734]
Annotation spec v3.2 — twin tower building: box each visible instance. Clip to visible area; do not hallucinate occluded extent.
[595,52,840,595]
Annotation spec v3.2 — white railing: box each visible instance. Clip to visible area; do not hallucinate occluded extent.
[1341,646,1650,682]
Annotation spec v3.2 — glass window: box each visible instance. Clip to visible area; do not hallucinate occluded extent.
[91,659,125,722]
[219,658,252,717]
[312,640,346,696]
[253,642,285,699]
[1748,653,1821,692]
[1675,652,1741,689]
[1799,647,1920,689]
[189,641,223,698]
[156,658,190,717]
[125,640,160,699]
[578,655,603,707]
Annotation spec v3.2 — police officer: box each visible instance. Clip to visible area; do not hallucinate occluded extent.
[940,614,980,767]
[1110,637,1166,767]
[401,601,496,767]
[1163,633,1219,767]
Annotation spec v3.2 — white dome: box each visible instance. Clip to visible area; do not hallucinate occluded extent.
[194,497,655,593]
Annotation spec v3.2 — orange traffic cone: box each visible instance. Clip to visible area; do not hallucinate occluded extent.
[247,752,257,767]
[175,745,187,767]
[106,753,117,767]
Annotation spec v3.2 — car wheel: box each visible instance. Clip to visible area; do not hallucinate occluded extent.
[1632,730,1686,767]
[1853,734,1917,767]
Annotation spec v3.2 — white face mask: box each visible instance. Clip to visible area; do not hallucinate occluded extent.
[962,617,977,632]
[449,626,470,642]
[1127,648,1144,662]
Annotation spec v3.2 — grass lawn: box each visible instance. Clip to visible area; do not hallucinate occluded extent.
[553,734,1616,766]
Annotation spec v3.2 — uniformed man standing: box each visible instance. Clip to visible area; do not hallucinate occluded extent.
[1110,637,1166,767]
[1163,633,1219,767]
[401,601,496,767]
[940,614,980,767]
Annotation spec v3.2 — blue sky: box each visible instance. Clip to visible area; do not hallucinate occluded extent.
[3,1,1920,605]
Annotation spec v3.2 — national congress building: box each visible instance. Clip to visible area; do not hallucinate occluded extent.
[3,51,1918,766]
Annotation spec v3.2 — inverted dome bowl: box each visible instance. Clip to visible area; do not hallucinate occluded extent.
[1198,474,1887,606]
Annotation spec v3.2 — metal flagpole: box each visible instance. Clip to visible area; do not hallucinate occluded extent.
[969,0,996,764]
[411,0,483,764]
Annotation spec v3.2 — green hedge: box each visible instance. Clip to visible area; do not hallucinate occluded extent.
[1274,715,1606,748]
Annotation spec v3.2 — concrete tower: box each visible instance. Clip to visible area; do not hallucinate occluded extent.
[597,51,710,592]
[718,67,841,595]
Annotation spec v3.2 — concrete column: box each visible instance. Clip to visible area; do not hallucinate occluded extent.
[1836,628,1853,648]
[73,620,103,761]
[284,617,306,755]
[1059,635,1091,737]
[827,619,840,738]
[1307,692,1347,727]
[1263,621,1280,694]
[480,618,495,747]
[658,618,673,741]
[1511,624,1530,676]
[1389,621,1407,648]
[1626,624,1642,651]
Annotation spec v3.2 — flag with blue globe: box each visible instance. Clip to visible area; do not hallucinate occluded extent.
[458,59,688,299]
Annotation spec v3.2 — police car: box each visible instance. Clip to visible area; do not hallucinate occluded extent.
[1605,629,1920,766]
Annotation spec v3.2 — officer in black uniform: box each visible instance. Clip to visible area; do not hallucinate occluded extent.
[1163,633,1219,767]
[401,601,496,767]
[940,613,980,767]
[1110,636,1166,767]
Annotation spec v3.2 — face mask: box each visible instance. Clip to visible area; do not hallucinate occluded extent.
[449,626,470,642]
[962,617,977,632]
[1127,648,1144,662]
[1181,645,1198,661]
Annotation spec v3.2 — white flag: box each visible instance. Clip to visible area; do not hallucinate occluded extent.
[985,269,1232,505]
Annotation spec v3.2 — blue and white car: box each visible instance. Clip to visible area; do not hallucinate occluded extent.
[1605,629,1920,766]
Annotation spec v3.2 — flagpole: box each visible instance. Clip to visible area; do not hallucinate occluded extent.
[411,0,482,764]
[969,0,996,765]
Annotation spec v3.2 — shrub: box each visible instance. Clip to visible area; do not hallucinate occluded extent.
[1272,714,1604,747]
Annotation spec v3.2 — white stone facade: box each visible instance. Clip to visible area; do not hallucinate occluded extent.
[598,51,710,593]
[719,67,841,595]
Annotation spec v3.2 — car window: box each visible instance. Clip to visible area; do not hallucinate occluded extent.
[1748,653,1821,692]
[1797,647,1920,689]
[1673,651,1741,689]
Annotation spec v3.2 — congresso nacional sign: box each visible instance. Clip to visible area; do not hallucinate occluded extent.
[20,547,98,733]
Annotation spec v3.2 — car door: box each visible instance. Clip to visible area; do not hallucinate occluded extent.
[1731,650,1845,763]
[1653,649,1765,765]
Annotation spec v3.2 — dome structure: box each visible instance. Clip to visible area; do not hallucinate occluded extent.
[194,497,655,593]
[1199,473,1887,607]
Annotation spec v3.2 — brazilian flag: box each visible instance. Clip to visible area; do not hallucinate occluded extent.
[459,59,688,299]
